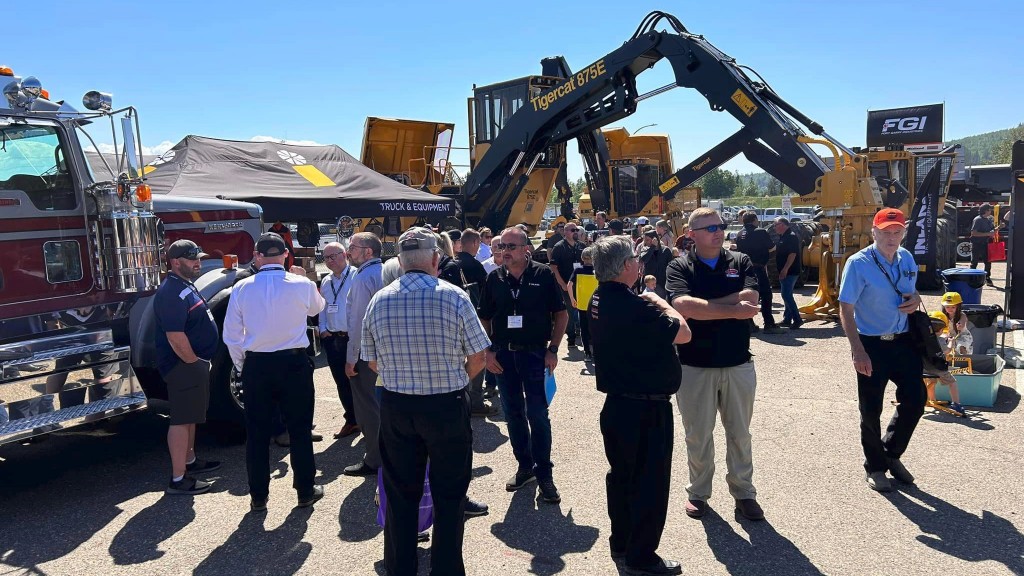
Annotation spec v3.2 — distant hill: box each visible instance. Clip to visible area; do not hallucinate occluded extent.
[947,126,1016,165]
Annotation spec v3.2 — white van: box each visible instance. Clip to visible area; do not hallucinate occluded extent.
[761,208,804,222]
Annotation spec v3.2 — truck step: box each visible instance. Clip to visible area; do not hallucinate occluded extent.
[0,392,146,443]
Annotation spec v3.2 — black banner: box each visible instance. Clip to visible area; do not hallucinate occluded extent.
[867,104,944,147]
[905,163,941,287]
[1009,140,1024,318]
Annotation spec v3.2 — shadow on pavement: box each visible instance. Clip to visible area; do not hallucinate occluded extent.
[887,485,1024,574]
[192,508,312,576]
[490,487,599,575]
[699,508,824,576]
[109,496,197,564]
[337,475,383,542]
[472,418,508,454]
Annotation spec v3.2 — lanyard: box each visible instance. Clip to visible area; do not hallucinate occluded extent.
[328,267,352,304]
[869,249,902,296]
[358,258,381,275]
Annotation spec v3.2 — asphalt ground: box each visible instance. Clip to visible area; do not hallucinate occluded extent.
[1,263,1022,576]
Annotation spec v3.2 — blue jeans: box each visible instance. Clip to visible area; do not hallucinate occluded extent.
[495,349,553,480]
[780,275,799,324]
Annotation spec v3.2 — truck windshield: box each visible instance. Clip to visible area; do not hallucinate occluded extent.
[0,122,77,210]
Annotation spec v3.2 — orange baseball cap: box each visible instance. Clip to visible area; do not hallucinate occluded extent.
[873,208,906,229]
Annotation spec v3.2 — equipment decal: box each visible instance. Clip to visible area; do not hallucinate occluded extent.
[531,60,607,112]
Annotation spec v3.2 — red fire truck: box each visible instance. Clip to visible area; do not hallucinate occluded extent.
[0,66,262,444]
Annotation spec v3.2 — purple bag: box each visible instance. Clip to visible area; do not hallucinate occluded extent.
[376,463,434,532]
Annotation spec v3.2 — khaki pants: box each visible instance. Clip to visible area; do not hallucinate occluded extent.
[676,362,757,501]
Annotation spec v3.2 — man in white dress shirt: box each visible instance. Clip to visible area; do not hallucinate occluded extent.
[224,232,326,511]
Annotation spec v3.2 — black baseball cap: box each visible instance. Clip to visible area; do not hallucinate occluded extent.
[256,232,288,257]
[166,239,207,260]
[608,219,625,232]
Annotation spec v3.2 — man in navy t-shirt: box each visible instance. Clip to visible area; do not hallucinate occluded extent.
[154,239,221,495]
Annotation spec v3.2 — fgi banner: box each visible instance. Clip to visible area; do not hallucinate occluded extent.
[867,104,944,147]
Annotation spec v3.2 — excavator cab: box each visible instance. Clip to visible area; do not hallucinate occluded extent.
[468,75,566,232]
[600,127,671,218]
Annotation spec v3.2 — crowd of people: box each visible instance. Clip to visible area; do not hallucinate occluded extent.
[152,204,941,575]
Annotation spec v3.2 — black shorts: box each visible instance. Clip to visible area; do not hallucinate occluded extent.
[165,359,211,425]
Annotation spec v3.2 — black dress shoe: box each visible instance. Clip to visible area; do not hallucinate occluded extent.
[250,496,268,512]
[297,485,324,507]
[624,558,683,575]
[343,462,378,476]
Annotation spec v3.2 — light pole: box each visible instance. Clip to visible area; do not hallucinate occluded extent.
[633,123,657,134]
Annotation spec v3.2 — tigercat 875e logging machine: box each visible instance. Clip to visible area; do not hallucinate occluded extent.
[458,10,911,319]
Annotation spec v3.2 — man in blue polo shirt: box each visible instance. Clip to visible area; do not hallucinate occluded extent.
[154,239,221,496]
[838,208,926,493]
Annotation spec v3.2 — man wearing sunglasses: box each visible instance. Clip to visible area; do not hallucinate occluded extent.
[154,239,221,496]
[665,208,765,522]
[549,223,585,347]
[479,227,568,504]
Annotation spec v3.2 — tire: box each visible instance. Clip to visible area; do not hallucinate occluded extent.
[208,343,245,426]
[956,241,972,262]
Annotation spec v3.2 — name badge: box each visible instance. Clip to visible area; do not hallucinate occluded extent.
[573,263,583,270]
[327,304,339,314]
[206,309,214,322]
[508,315,524,329]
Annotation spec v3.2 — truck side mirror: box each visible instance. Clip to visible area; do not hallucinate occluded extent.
[120,117,142,179]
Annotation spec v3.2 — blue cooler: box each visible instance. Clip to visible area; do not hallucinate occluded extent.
[941,268,987,305]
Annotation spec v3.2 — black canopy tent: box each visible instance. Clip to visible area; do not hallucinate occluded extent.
[135,136,457,221]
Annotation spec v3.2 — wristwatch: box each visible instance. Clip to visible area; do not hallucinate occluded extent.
[547,344,559,354]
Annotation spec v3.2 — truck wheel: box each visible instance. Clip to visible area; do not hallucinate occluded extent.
[209,344,245,426]
[956,241,972,261]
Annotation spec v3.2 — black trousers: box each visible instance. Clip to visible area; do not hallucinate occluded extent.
[323,334,356,425]
[752,265,776,327]
[601,395,673,568]
[856,335,926,473]
[970,241,992,279]
[579,309,592,353]
[380,387,472,576]
[243,349,316,500]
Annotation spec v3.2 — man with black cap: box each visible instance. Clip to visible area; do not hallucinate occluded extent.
[154,239,221,495]
[224,232,326,510]
[363,227,491,575]
[640,229,673,298]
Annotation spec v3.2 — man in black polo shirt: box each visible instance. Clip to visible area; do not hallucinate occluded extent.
[773,217,803,329]
[446,228,496,416]
[590,236,690,576]
[665,208,765,522]
[480,227,568,504]
[548,222,584,346]
[734,212,783,334]
[154,239,221,496]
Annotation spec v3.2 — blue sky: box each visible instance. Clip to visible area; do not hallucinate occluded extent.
[7,0,1020,180]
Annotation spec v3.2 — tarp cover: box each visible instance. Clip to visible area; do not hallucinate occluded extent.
[141,136,456,220]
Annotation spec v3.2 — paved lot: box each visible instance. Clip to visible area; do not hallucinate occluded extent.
[1,264,1022,575]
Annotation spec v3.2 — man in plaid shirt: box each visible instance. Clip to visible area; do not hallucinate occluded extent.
[361,227,490,576]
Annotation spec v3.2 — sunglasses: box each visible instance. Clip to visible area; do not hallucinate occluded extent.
[175,247,203,260]
[692,224,726,233]
[497,243,525,250]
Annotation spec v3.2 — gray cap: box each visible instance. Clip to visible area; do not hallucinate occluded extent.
[399,227,439,252]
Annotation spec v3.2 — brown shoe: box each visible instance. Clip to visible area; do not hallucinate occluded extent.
[735,498,764,521]
[684,499,707,519]
[333,423,360,439]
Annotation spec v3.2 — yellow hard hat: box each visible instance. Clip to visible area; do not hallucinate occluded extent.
[929,311,949,331]
[941,292,963,306]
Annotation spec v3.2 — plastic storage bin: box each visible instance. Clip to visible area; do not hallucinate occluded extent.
[961,304,1003,354]
[941,268,987,305]
[934,354,1005,408]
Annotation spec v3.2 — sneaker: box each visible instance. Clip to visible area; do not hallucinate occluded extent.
[463,497,489,517]
[762,326,786,335]
[343,461,378,476]
[505,469,537,492]
[865,471,892,492]
[417,530,430,543]
[537,478,560,503]
[887,458,915,484]
[297,485,325,508]
[949,402,967,416]
[186,459,221,475]
[250,496,268,512]
[166,476,211,496]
